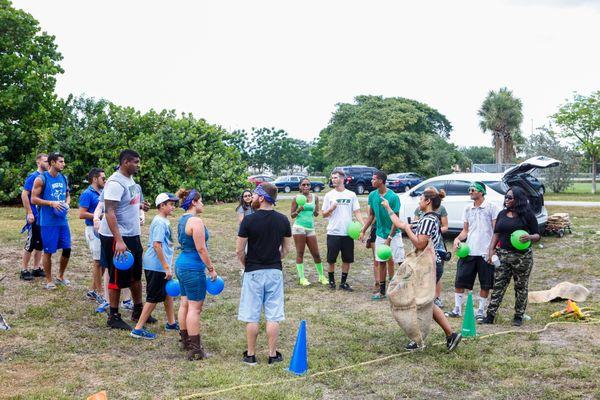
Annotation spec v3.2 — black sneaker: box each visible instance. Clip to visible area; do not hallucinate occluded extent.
[31,268,45,278]
[512,316,523,327]
[339,282,353,292]
[131,312,157,324]
[446,332,462,352]
[107,313,132,330]
[242,351,257,365]
[268,351,283,365]
[328,282,336,290]
[20,270,33,281]
[405,341,420,351]
[481,314,495,324]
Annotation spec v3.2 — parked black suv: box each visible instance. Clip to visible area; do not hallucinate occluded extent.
[329,166,378,194]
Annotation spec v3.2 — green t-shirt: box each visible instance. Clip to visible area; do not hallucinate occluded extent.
[414,205,447,219]
[368,189,400,239]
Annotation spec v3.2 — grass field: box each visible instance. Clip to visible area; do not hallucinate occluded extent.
[544,183,600,202]
[0,202,599,399]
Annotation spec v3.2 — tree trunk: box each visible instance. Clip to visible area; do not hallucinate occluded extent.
[493,131,502,164]
[502,131,514,164]
[592,154,597,195]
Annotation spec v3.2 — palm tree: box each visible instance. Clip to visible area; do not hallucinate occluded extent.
[478,88,523,164]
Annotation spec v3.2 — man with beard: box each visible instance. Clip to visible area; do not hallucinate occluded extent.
[98,150,150,330]
[236,183,292,365]
[31,152,72,289]
[20,153,48,281]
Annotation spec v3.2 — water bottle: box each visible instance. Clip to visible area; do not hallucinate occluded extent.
[491,255,501,267]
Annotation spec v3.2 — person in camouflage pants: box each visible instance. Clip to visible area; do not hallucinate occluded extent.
[486,248,533,321]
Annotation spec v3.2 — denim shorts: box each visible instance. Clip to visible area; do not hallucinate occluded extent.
[238,269,284,323]
[176,266,207,302]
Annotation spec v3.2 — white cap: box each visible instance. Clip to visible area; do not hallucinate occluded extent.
[155,192,178,207]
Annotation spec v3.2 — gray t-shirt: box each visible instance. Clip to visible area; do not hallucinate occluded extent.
[98,171,142,237]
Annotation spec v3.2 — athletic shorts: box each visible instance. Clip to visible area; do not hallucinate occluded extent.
[175,266,206,302]
[144,269,167,303]
[326,235,354,264]
[24,224,43,252]
[84,226,101,261]
[455,255,494,290]
[374,235,405,263]
[100,234,143,290]
[41,225,71,254]
[366,226,377,248]
[436,260,444,283]
[292,224,316,237]
[238,269,284,323]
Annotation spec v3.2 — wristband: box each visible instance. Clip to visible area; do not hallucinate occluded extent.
[387,210,395,217]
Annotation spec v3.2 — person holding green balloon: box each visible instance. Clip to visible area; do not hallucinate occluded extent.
[290,178,326,286]
[322,169,364,291]
[484,186,540,326]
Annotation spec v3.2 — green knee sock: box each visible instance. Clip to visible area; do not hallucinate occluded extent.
[315,262,324,278]
[296,263,305,279]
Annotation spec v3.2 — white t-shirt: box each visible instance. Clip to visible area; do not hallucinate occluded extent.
[462,200,500,256]
[321,189,360,236]
[98,172,142,237]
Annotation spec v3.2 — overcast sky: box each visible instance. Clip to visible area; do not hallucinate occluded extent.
[13,0,600,147]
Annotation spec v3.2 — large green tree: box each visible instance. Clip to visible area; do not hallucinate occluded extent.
[478,87,523,164]
[552,91,600,194]
[317,95,453,175]
[0,0,64,201]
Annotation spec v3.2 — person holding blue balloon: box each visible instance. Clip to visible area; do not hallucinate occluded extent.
[174,188,218,360]
[484,186,540,326]
[130,193,180,340]
[31,152,72,290]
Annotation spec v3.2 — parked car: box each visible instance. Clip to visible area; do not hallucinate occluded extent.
[248,175,274,186]
[274,175,325,193]
[328,165,378,195]
[398,156,560,233]
[386,172,425,193]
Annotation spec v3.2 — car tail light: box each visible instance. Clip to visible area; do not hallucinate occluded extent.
[346,177,353,183]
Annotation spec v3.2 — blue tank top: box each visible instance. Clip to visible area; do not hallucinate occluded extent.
[176,214,209,270]
[39,171,69,227]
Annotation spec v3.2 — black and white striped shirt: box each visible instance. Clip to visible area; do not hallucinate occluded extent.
[412,212,442,262]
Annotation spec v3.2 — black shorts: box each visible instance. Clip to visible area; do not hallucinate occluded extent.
[100,234,143,290]
[366,226,377,249]
[455,255,494,290]
[327,235,354,264]
[145,270,167,303]
[24,224,43,252]
[436,260,444,283]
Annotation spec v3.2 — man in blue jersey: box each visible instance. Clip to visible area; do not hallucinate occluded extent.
[31,152,72,290]
[20,153,48,281]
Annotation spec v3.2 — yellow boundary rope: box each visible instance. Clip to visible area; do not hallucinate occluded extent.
[177,320,599,400]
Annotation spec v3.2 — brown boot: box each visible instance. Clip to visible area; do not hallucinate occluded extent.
[187,335,207,361]
[179,329,190,351]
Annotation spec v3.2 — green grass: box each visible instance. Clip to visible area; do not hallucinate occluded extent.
[0,203,598,399]
[544,182,600,201]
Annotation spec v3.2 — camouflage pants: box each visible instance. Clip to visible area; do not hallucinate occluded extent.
[486,248,533,318]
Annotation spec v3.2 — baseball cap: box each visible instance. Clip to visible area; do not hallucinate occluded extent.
[155,192,178,207]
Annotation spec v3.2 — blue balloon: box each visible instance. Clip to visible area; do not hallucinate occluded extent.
[53,203,69,218]
[113,250,134,271]
[206,276,225,296]
[165,279,181,297]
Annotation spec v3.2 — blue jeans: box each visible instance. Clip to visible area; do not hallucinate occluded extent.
[175,266,206,302]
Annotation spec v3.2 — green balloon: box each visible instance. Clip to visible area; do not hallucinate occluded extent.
[347,221,362,240]
[296,194,307,206]
[510,229,531,250]
[377,244,392,261]
[457,243,470,259]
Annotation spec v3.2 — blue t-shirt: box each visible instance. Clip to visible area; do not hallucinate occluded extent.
[143,215,174,272]
[78,186,101,227]
[23,171,41,223]
[38,172,69,227]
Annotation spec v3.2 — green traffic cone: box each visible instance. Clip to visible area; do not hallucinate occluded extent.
[461,292,477,337]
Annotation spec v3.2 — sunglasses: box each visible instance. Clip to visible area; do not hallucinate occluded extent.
[300,183,310,187]
[243,194,252,198]
[468,188,476,193]
[504,195,514,200]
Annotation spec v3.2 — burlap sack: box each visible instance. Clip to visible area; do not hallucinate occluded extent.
[387,243,436,347]
[529,281,590,303]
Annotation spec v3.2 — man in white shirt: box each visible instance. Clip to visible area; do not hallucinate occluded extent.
[449,182,500,321]
[321,169,364,291]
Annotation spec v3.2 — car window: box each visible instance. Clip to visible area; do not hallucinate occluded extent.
[483,180,508,195]
[445,180,472,196]
[290,176,299,182]
[274,176,287,182]
[413,180,446,195]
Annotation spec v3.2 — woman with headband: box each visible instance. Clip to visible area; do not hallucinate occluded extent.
[174,188,217,361]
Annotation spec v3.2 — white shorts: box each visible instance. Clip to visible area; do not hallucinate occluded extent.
[292,224,316,237]
[84,226,101,261]
[375,235,405,263]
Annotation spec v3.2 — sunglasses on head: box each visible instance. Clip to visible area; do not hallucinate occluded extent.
[504,195,514,200]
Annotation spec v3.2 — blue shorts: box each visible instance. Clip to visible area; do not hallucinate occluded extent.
[238,269,284,323]
[41,225,71,254]
[176,266,206,302]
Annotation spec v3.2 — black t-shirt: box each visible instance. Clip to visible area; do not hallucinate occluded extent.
[494,209,539,252]
[238,209,292,272]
